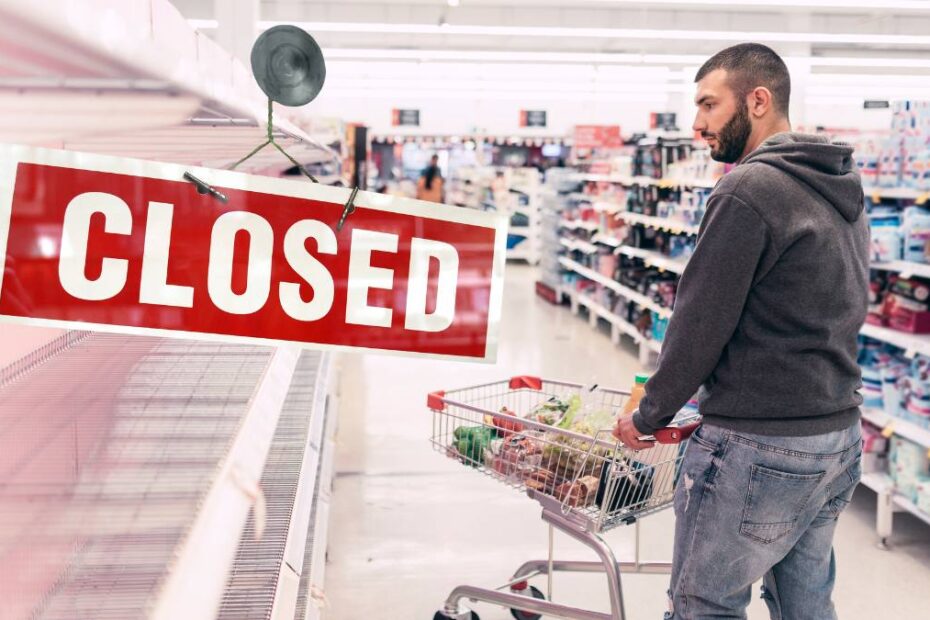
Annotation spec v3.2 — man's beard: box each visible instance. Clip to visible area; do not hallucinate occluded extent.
[706,101,752,164]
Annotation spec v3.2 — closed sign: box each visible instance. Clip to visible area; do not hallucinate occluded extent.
[0,146,507,361]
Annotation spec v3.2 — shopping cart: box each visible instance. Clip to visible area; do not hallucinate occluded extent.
[427,376,699,620]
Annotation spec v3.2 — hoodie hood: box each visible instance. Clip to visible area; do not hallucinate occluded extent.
[741,132,864,222]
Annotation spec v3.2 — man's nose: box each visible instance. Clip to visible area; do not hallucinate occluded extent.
[692,113,704,133]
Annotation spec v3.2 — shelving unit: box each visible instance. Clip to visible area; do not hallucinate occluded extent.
[858,407,930,548]
[870,260,930,280]
[0,3,343,618]
[571,291,662,353]
[860,323,930,357]
[570,172,718,189]
[618,211,701,236]
[864,186,929,202]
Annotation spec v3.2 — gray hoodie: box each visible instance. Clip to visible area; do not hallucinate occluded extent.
[633,132,870,437]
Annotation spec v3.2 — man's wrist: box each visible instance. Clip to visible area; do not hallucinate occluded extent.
[631,409,657,435]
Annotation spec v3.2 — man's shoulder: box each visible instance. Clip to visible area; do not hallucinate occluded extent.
[711,162,771,199]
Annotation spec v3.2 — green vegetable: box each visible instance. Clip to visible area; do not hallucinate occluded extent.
[555,394,583,430]
[454,426,494,465]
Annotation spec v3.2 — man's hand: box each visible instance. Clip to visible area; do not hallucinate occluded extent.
[612,415,656,450]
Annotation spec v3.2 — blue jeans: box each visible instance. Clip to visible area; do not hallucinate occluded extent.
[666,422,862,619]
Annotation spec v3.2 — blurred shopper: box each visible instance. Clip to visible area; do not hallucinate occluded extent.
[416,154,444,202]
[614,43,868,620]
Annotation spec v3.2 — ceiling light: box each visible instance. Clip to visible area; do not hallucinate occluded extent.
[575,0,930,10]
[322,48,930,70]
[264,21,930,47]
[447,0,460,6]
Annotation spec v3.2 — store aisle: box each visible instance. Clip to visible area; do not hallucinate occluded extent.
[325,265,930,619]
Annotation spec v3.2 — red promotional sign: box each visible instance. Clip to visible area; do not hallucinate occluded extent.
[0,146,507,361]
[572,125,623,149]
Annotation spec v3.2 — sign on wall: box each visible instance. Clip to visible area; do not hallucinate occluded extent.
[0,145,507,361]
[519,110,547,128]
[572,125,622,149]
[863,100,890,110]
[650,112,678,131]
[392,109,420,126]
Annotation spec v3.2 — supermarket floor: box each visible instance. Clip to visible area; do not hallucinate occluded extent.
[325,264,930,619]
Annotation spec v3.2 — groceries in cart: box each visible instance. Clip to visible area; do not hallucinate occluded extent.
[443,375,672,513]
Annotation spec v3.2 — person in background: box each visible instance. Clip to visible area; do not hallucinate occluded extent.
[613,43,868,619]
[416,154,444,203]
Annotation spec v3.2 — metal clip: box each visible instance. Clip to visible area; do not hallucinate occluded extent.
[183,171,229,204]
[337,187,359,232]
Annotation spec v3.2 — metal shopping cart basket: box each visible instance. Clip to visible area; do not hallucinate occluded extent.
[427,375,699,620]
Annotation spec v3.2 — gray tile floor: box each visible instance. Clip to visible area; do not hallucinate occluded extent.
[325,264,930,619]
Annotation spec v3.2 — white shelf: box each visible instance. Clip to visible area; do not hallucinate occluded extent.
[560,219,601,232]
[575,294,663,353]
[870,260,930,279]
[618,212,701,236]
[861,407,930,449]
[861,473,930,527]
[592,234,623,248]
[860,323,930,357]
[894,493,930,527]
[559,256,672,319]
[572,173,718,189]
[616,246,689,274]
[560,237,599,254]
[864,186,928,201]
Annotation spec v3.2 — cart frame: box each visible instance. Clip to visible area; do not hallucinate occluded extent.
[428,375,698,620]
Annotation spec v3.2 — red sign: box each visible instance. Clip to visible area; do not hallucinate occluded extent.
[0,146,507,361]
[573,125,623,149]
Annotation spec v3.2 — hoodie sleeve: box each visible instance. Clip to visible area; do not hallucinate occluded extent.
[633,193,770,434]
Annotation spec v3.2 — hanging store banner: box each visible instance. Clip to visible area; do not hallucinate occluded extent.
[519,110,547,128]
[572,125,622,149]
[0,145,507,361]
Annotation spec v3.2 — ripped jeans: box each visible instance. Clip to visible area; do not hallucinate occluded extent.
[665,422,862,620]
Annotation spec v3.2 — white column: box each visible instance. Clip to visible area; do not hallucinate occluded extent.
[784,14,813,131]
[214,0,260,64]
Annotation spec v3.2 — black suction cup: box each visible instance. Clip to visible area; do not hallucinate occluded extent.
[250,25,326,106]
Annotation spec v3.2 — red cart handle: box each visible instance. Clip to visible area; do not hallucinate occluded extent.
[653,421,701,444]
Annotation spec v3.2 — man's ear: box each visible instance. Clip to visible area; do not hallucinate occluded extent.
[749,87,774,118]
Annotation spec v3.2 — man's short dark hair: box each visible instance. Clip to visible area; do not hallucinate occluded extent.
[696,43,791,116]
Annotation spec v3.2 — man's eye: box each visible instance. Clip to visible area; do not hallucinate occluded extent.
[705,103,714,110]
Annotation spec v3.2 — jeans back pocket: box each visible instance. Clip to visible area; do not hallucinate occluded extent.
[740,464,826,545]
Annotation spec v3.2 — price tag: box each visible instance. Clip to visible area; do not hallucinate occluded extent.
[917,193,929,206]
[900,270,914,280]
[882,422,896,439]
[872,191,882,204]
[906,347,918,359]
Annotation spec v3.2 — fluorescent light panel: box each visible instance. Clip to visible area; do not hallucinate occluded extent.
[577,0,930,10]
[258,21,930,47]
[324,48,930,70]
[188,18,930,48]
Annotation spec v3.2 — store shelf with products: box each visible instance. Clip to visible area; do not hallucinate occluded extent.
[558,256,672,320]
[865,186,929,202]
[861,407,930,449]
[570,290,663,354]
[618,211,701,236]
[870,260,930,280]
[860,323,930,357]
[571,172,718,189]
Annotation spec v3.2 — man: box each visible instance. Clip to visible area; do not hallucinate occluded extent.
[613,43,868,619]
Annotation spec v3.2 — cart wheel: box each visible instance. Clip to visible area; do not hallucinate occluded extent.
[510,585,546,620]
[433,612,479,620]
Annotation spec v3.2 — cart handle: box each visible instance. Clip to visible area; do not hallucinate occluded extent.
[653,421,701,444]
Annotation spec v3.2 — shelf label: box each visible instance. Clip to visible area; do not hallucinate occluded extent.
[872,191,882,204]
[918,193,929,206]
[905,347,918,359]
[882,422,896,439]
